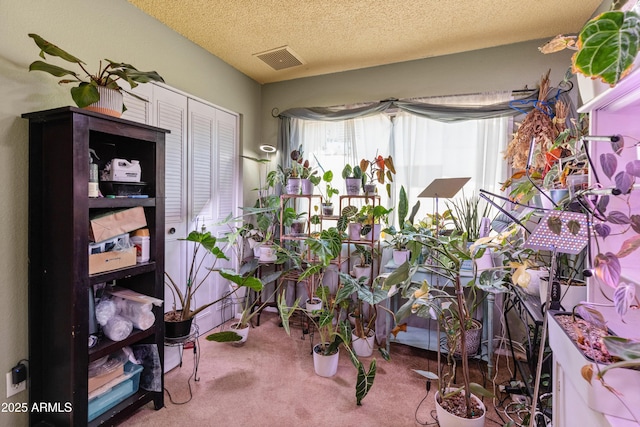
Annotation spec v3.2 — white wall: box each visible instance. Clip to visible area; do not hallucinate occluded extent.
[0,1,260,425]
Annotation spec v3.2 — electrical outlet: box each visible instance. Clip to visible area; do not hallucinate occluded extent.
[6,372,26,398]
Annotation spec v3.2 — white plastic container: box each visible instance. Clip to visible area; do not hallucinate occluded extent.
[108,159,141,182]
[130,229,150,263]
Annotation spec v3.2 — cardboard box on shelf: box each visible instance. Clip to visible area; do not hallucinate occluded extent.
[88,363,124,394]
[89,247,136,275]
[89,206,147,243]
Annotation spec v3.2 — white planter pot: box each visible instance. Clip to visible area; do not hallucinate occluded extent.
[352,330,375,357]
[290,220,306,236]
[520,268,548,296]
[540,188,569,210]
[435,389,486,427]
[258,245,277,262]
[305,297,322,312]
[352,265,371,280]
[230,322,249,345]
[348,312,357,326]
[321,203,334,216]
[300,178,313,195]
[576,73,610,104]
[313,343,339,377]
[549,313,640,421]
[286,178,302,195]
[348,223,362,240]
[539,277,586,311]
[84,86,124,118]
[364,223,381,241]
[345,178,361,195]
[392,249,410,265]
[363,183,377,195]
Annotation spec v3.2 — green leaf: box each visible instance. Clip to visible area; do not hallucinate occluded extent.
[413,369,439,380]
[29,60,79,78]
[547,216,562,235]
[398,186,408,228]
[28,33,85,64]
[219,269,264,291]
[70,82,100,108]
[573,11,640,85]
[205,331,242,342]
[567,219,581,235]
[355,359,377,405]
[469,382,495,398]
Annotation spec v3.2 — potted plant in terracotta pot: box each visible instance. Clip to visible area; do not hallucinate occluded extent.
[28,33,164,116]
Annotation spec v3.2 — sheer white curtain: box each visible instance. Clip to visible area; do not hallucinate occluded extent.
[392,91,512,219]
[290,114,393,206]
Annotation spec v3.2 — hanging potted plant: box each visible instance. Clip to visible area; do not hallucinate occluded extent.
[27,34,164,117]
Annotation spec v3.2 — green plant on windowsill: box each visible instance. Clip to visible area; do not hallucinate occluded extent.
[359,154,396,197]
[28,33,164,111]
[383,185,421,251]
[444,195,491,241]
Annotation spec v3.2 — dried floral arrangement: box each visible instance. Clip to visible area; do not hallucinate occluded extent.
[504,70,568,171]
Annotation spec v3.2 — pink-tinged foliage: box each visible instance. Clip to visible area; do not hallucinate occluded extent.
[616,235,640,258]
[601,153,618,179]
[614,283,636,317]
[594,252,621,289]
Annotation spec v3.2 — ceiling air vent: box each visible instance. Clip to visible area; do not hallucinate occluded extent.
[253,46,305,71]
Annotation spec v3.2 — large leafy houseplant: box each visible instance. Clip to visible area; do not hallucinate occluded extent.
[539,2,640,86]
[277,227,387,405]
[164,229,263,325]
[28,33,164,111]
[381,232,498,420]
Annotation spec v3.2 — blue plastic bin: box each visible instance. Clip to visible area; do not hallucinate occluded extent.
[88,362,143,422]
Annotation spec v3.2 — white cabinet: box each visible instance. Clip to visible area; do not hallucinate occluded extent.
[548,68,640,427]
[122,85,240,368]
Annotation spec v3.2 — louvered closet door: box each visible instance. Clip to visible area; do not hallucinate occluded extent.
[153,87,189,325]
[187,99,239,333]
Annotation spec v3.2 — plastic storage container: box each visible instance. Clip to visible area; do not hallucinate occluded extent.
[130,228,150,263]
[88,362,143,422]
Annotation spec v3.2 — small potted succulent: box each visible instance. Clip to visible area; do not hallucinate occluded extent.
[27,33,164,116]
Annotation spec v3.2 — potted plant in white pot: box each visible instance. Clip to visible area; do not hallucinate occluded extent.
[28,33,165,117]
[206,258,283,345]
[383,185,421,265]
[278,227,389,405]
[342,163,364,196]
[310,169,340,216]
[359,153,396,197]
[382,231,498,425]
[539,2,640,97]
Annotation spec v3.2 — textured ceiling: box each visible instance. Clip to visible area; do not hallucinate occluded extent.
[127,0,603,84]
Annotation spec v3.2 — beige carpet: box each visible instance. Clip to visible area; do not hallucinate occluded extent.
[125,312,514,426]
